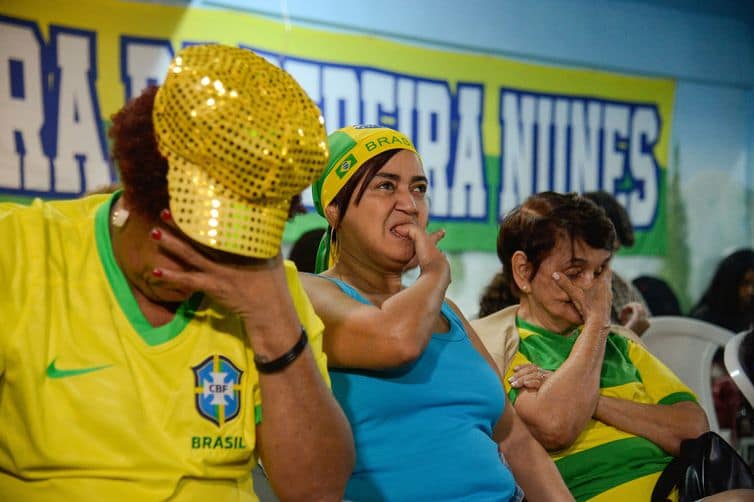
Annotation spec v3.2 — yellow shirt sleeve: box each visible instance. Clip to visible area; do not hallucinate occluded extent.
[283,260,329,386]
[627,340,697,404]
[502,351,533,404]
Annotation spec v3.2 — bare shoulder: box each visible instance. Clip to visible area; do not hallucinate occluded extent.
[444,296,460,313]
[299,272,338,293]
[444,297,476,329]
[443,297,478,335]
[297,272,362,315]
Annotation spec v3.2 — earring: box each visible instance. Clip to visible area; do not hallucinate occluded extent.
[111,208,130,228]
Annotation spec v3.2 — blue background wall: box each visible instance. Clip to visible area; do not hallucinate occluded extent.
[171,0,754,315]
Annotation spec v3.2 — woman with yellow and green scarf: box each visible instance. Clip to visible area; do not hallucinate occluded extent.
[300,124,572,501]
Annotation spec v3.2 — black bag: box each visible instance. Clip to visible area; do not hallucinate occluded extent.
[651,431,754,502]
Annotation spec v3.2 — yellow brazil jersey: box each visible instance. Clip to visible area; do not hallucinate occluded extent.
[504,317,695,502]
[0,194,328,501]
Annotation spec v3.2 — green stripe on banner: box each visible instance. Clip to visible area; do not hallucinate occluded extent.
[555,436,672,501]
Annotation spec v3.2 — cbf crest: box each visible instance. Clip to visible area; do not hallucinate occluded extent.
[192,355,243,427]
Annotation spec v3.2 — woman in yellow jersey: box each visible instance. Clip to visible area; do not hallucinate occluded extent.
[471,192,710,501]
[0,44,353,501]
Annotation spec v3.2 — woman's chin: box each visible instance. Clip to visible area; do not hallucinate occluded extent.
[148,283,194,304]
[561,306,584,326]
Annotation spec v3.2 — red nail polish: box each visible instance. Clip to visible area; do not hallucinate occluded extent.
[160,209,172,221]
[152,268,163,277]
[150,228,162,240]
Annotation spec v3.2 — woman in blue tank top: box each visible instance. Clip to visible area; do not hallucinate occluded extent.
[299,125,573,501]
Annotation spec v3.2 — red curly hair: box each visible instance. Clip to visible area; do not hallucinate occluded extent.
[108,85,305,221]
[108,85,168,220]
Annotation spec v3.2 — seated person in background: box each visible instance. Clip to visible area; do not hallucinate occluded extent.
[691,249,754,433]
[473,191,709,501]
[478,271,520,318]
[691,248,754,333]
[0,45,354,500]
[583,191,651,335]
[301,125,573,501]
[632,275,682,316]
[287,227,327,273]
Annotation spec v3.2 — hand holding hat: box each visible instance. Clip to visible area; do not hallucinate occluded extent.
[153,44,328,258]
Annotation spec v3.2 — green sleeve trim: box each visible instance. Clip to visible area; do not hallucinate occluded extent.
[94,192,203,346]
[254,404,263,425]
[658,391,697,405]
[508,387,520,404]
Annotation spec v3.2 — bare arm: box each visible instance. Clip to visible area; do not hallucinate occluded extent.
[153,227,354,500]
[513,270,613,450]
[495,404,574,502]
[594,397,708,456]
[301,227,449,369]
[452,303,573,502]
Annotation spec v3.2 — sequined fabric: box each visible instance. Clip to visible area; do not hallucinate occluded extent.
[153,44,328,258]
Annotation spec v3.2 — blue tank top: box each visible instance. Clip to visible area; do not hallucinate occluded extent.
[327,278,516,501]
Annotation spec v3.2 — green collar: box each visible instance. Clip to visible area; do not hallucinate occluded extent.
[94,193,203,346]
[515,316,581,340]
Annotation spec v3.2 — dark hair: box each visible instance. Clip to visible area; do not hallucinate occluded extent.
[478,271,519,318]
[583,191,634,247]
[632,275,682,316]
[328,149,402,245]
[288,227,327,273]
[109,85,304,221]
[691,248,754,329]
[498,191,616,296]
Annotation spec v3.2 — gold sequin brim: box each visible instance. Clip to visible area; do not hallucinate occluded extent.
[166,154,290,259]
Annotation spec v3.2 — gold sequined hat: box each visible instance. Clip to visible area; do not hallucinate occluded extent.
[153,44,328,258]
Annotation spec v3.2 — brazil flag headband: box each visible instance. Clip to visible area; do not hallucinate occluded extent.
[311,125,418,273]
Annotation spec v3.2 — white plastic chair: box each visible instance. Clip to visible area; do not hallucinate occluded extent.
[724,330,754,409]
[641,316,735,432]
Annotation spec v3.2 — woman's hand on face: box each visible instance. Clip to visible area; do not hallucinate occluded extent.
[396,224,449,277]
[508,363,552,389]
[619,302,650,335]
[149,221,284,322]
[552,267,613,328]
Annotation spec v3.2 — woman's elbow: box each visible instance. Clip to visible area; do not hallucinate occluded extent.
[274,457,353,501]
[678,403,710,436]
[529,419,581,451]
[390,336,425,366]
[275,481,345,502]
[538,433,576,452]
[663,406,710,456]
[681,407,711,441]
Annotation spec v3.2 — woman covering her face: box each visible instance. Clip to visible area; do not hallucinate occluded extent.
[300,125,573,502]
[472,192,710,501]
[0,45,354,501]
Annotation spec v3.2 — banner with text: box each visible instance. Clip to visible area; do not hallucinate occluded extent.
[0,0,674,254]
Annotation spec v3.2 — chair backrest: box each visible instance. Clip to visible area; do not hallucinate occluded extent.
[724,330,754,409]
[641,316,735,432]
